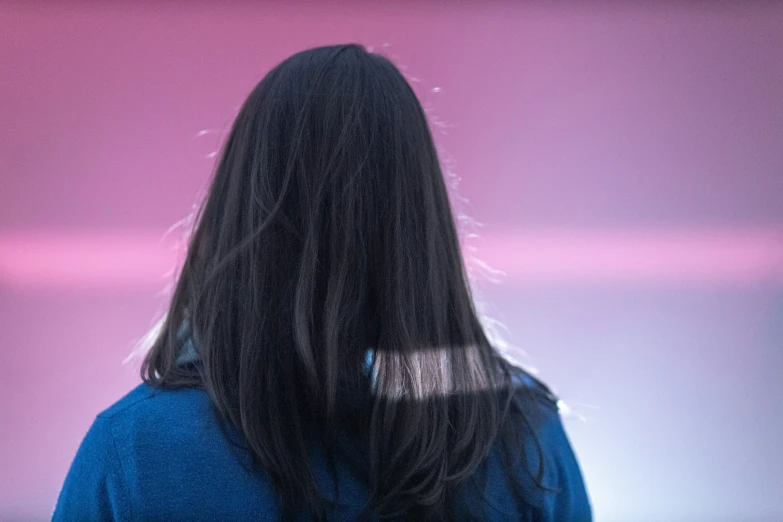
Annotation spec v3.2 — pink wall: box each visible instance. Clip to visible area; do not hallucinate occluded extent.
[1,2,782,520]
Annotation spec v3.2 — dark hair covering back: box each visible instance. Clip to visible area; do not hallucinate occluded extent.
[142,44,548,520]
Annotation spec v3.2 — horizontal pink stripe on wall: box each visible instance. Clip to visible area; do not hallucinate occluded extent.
[0,231,181,289]
[465,229,783,286]
[1,229,781,289]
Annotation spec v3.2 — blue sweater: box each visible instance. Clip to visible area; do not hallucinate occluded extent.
[53,378,591,521]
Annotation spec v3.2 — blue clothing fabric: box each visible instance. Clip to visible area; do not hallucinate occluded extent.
[53,379,591,521]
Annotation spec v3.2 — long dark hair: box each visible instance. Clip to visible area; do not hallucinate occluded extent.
[142,44,542,520]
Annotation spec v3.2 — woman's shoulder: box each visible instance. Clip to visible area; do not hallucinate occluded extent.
[506,365,560,418]
[54,383,275,521]
[95,382,227,456]
[479,365,593,521]
[97,382,210,423]
[503,366,577,457]
[97,383,215,440]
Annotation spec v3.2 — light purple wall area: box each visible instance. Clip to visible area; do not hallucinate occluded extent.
[1,3,782,520]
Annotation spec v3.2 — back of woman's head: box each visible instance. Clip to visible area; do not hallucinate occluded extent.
[142,44,525,519]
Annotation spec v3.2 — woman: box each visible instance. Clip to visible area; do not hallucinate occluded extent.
[54,44,591,521]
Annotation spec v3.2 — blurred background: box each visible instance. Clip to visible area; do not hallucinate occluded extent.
[1,2,782,521]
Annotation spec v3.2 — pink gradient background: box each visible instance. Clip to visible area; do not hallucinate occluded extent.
[2,2,782,520]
